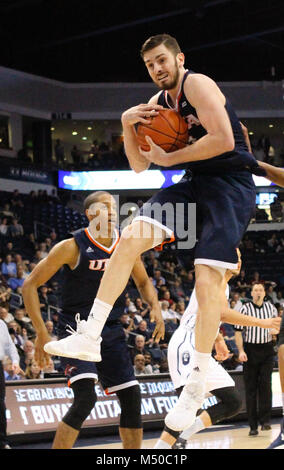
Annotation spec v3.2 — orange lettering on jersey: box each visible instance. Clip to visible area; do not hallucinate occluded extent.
[89,259,109,271]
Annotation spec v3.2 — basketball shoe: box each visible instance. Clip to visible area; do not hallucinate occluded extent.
[44,314,102,362]
[165,379,205,432]
[267,417,284,449]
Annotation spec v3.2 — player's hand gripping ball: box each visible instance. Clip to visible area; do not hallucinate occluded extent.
[137,108,188,153]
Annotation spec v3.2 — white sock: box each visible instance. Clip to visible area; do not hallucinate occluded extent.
[282,392,284,415]
[187,350,211,384]
[87,298,112,339]
[179,417,205,440]
[154,439,171,449]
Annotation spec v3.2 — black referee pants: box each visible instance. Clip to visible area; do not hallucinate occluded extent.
[0,361,8,448]
[243,342,274,430]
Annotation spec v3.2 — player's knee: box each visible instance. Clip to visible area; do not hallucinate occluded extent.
[62,379,97,431]
[117,385,142,429]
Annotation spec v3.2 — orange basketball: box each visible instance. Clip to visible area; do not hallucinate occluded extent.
[136,109,188,153]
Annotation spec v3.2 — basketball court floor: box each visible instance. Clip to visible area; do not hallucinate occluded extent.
[12,419,281,450]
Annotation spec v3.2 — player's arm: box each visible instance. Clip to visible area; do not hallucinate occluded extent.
[22,238,79,367]
[121,94,163,173]
[140,74,235,166]
[240,122,252,153]
[131,256,165,343]
[256,161,284,187]
[220,302,281,331]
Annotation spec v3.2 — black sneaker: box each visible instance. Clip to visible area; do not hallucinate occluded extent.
[249,429,259,436]
[172,437,187,449]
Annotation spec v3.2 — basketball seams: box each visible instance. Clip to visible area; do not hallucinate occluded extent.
[137,124,187,146]
[137,109,188,153]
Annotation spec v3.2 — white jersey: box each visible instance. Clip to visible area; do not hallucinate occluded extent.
[168,284,234,391]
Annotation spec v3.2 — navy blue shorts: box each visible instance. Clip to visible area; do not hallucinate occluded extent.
[60,322,138,394]
[134,170,256,269]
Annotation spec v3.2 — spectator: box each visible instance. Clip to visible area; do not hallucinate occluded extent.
[50,231,58,247]
[152,270,166,287]
[159,357,169,373]
[130,335,148,362]
[160,289,174,306]
[54,139,65,166]
[8,218,24,238]
[270,197,283,222]
[0,218,8,237]
[135,320,153,346]
[134,298,150,319]
[20,340,35,371]
[7,266,25,291]
[38,243,49,260]
[133,354,152,375]
[1,255,17,277]
[25,360,42,379]
[276,291,284,306]
[144,352,159,374]
[3,357,24,381]
[0,307,14,324]
[170,278,186,302]
[45,320,58,340]
[161,301,175,322]
[43,358,58,376]
[266,285,278,304]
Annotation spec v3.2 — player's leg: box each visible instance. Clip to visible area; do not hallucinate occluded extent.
[117,386,143,449]
[44,220,165,361]
[156,387,241,449]
[96,323,143,449]
[52,378,97,449]
[267,322,284,449]
[165,264,225,431]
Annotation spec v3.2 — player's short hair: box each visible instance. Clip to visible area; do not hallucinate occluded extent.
[140,34,181,58]
[83,191,111,211]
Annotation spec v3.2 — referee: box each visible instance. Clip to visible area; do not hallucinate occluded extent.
[234,282,279,436]
[0,319,20,449]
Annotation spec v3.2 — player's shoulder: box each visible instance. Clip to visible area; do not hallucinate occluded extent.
[148,91,163,105]
[49,237,79,259]
[184,72,220,96]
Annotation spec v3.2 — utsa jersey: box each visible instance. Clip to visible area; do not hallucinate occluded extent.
[59,227,127,335]
[158,70,263,176]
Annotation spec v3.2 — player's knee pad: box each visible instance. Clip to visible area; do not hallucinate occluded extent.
[206,387,242,425]
[116,385,142,429]
[62,378,97,431]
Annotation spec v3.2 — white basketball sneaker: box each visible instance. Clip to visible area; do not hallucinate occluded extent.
[44,314,102,362]
[165,379,205,432]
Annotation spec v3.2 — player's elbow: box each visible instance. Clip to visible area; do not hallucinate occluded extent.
[223,135,235,153]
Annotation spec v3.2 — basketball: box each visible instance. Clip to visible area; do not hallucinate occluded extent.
[136,109,188,153]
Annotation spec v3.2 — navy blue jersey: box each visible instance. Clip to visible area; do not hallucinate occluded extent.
[59,227,127,332]
[157,70,261,175]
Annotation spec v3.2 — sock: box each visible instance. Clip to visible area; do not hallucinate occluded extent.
[154,439,171,449]
[87,298,113,338]
[282,392,284,415]
[187,350,211,384]
[179,417,205,440]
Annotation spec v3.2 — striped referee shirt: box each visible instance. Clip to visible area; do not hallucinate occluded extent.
[234,301,278,344]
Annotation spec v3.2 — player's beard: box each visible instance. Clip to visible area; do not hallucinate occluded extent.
[157,60,180,90]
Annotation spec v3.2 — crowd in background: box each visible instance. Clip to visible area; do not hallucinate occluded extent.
[1,188,284,381]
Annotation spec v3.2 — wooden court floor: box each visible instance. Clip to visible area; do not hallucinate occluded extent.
[79,422,281,450]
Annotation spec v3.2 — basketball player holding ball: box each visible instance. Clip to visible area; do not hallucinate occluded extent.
[46,34,269,436]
